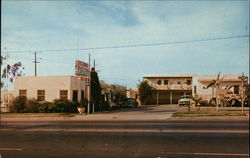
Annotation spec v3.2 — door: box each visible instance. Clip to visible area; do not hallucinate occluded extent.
[73,90,78,102]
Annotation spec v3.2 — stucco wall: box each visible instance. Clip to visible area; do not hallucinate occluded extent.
[193,75,242,101]
[13,76,87,102]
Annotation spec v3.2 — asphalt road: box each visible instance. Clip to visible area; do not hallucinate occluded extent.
[0,120,249,158]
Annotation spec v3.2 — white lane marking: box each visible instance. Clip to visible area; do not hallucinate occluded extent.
[10,128,248,133]
[0,148,23,151]
[165,152,248,157]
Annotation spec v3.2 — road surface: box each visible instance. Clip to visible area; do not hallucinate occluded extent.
[0,119,249,158]
[0,105,249,158]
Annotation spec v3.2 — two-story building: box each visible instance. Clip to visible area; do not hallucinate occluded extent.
[144,74,248,105]
[0,90,14,112]
[143,74,193,104]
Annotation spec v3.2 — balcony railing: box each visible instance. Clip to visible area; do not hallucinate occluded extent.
[151,84,192,90]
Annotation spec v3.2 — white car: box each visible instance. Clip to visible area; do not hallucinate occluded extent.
[178,95,192,107]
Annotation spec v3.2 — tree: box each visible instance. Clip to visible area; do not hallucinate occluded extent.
[90,68,101,112]
[191,94,203,111]
[1,55,25,89]
[110,84,127,103]
[137,80,153,105]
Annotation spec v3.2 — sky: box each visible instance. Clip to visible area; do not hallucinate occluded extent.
[1,0,249,88]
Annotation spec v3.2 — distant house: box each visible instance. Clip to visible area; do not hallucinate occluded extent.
[13,76,88,103]
[0,90,14,112]
[143,74,248,105]
[100,80,127,103]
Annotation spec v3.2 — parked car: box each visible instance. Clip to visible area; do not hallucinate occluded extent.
[120,98,138,108]
[109,101,120,110]
[178,95,192,107]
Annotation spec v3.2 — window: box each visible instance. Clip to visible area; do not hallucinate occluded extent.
[234,85,239,94]
[187,80,191,85]
[73,90,78,102]
[194,86,197,94]
[37,90,45,101]
[157,80,162,85]
[164,80,168,85]
[177,81,181,84]
[19,90,27,99]
[81,91,84,101]
[60,90,68,100]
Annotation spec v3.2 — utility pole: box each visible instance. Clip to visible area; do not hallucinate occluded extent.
[92,59,96,114]
[216,85,219,111]
[238,73,248,115]
[33,52,42,76]
[87,54,91,115]
[215,72,221,111]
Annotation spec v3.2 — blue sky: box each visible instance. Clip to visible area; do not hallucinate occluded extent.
[1,1,249,88]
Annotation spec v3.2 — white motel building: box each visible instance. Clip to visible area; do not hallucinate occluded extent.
[0,74,248,112]
[143,74,247,105]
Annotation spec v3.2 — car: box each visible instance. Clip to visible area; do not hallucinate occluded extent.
[120,98,138,108]
[109,101,120,110]
[178,95,192,107]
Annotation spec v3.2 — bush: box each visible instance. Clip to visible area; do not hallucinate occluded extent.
[10,97,78,113]
[79,98,88,108]
[11,96,26,113]
[26,99,40,113]
[39,102,54,113]
[98,101,110,111]
[53,99,78,113]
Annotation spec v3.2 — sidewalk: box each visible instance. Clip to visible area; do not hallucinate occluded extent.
[1,105,249,122]
[0,105,177,121]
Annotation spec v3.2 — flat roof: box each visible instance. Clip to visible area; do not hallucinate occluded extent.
[144,74,246,79]
[14,75,88,78]
[143,74,197,78]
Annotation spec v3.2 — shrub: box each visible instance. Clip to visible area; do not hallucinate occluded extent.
[98,100,110,111]
[26,99,40,113]
[199,100,209,106]
[10,96,26,113]
[53,99,78,113]
[39,101,54,113]
[79,98,88,108]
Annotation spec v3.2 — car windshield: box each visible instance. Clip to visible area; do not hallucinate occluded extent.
[181,96,190,99]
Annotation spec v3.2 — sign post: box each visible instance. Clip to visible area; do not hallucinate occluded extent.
[75,59,90,114]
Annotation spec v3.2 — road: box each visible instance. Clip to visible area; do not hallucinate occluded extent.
[0,105,249,158]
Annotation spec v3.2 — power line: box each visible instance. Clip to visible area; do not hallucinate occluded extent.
[1,34,249,54]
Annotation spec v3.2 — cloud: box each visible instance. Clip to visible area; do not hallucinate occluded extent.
[1,1,249,88]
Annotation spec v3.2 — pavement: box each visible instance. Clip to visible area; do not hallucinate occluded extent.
[1,104,177,121]
[0,105,249,158]
[1,104,249,122]
[0,119,249,158]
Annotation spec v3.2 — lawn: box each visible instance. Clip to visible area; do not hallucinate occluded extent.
[173,110,248,117]
[1,113,77,117]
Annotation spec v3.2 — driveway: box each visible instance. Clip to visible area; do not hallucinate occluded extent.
[82,104,178,121]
